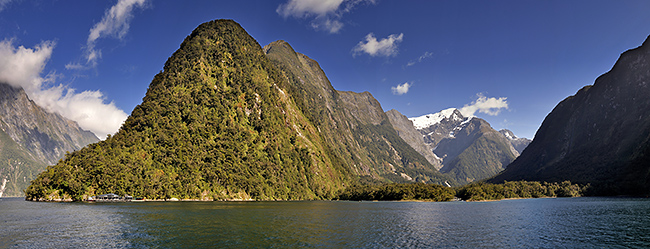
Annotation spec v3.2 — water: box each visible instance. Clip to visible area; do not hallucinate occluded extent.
[1,197,649,248]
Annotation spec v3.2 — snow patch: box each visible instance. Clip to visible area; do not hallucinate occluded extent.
[409,108,458,129]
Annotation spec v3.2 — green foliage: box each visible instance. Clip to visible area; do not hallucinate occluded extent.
[25,20,349,201]
[336,182,456,201]
[265,41,453,186]
[455,181,589,201]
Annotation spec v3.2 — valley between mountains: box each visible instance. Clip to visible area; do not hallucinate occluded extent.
[2,19,648,200]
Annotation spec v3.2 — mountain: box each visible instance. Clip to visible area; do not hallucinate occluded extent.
[499,129,531,154]
[265,40,449,184]
[490,35,650,195]
[385,109,442,170]
[402,108,523,185]
[26,20,450,201]
[0,83,98,197]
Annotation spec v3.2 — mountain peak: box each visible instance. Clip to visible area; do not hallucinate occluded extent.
[409,108,466,130]
[499,129,517,140]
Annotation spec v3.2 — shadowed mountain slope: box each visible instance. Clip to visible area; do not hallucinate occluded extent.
[490,35,650,195]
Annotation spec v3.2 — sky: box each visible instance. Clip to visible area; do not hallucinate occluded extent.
[1,0,650,139]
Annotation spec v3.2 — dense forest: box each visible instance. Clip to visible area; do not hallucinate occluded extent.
[336,182,455,201]
[25,20,351,201]
[455,181,587,201]
[334,180,587,202]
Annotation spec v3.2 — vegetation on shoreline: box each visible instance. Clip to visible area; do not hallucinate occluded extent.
[455,181,588,201]
[335,182,456,201]
[334,180,589,202]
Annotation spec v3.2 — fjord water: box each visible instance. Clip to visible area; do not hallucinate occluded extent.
[1,197,649,248]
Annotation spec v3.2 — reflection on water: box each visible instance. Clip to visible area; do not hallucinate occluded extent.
[1,197,650,248]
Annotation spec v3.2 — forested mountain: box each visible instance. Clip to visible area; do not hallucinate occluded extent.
[0,83,98,197]
[265,41,449,185]
[26,20,451,201]
[490,35,650,195]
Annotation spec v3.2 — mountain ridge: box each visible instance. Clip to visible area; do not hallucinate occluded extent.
[0,83,98,197]
[25,20,452,201]
[489,34,650,195]
[388,108,527,185]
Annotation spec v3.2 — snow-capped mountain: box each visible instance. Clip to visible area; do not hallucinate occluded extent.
[499,129,531,154]
[388,108,530,185]
[409,108,465,130]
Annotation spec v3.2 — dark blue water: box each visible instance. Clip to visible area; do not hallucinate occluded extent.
[1,197,649,248]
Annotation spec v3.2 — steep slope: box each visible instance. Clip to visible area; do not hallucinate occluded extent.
[0,83,98,196]
[0,83,98,165]
[385,109,442,170]
[264,40,450,185]
[407,108,521,185]
[0,128,44,197]
[27,20,354,201]
[499,129,531,154]
[490,35,650,195]
[26,20,449,201]
[437,118,519,184]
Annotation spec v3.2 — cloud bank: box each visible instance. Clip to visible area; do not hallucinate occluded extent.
[0,39,128,139]
[459,94,509,117]
[352,33,404,57]
[277,0,375,33]
[391,82,411,95]
[67,0,147,69]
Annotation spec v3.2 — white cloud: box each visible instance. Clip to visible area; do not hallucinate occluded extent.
[277,0,375,33]
[0,39,53,93]
[352,33,404,57]
[77,0,147,68]
[459,93,509,117]
[0,39,128,139]
[391,82,411,95]
[0,0,13,12]
[407,51,433,67]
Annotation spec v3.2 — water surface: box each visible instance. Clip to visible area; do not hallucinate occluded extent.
[1,197,649,248]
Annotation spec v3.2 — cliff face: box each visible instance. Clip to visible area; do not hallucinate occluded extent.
[385,109,442,170]
[490,35,650,195]
[397,108,523,185]
[265,40,450,184]
[26,20,451,201]
[499,129,532,154]
[435,117,519,185]
[0,83,98,197]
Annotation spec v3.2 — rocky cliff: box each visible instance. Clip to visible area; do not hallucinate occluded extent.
[490,35,650,195]
[265,40,449,184]
[0,83,98,196]
[499,129,531,154]
[400,108,524,185]
[385,109,442,170]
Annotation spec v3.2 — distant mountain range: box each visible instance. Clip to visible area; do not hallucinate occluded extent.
[490,35,650,195]
[0,83,98,197]
[389,108,530,185]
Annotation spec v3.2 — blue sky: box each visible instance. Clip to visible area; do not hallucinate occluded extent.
[1,0,650,139]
